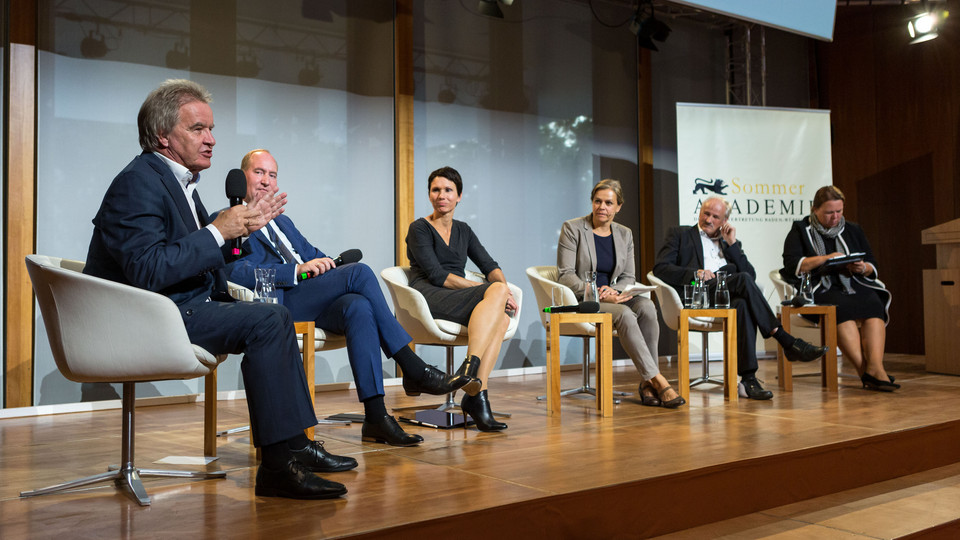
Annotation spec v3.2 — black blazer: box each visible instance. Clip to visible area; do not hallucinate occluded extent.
[653,225,756,293]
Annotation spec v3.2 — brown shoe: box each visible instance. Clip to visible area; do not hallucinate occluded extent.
[639,382,661,407]
[658,385,686,409]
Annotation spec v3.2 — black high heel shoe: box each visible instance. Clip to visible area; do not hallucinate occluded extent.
[402,365,469,396]
[454,355,482,396]
[460,390,507,432]
[861,372,899,392]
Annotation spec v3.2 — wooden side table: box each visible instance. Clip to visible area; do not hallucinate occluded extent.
[777,304,838,391]
[546,312,613,417]
[678,308,738,402]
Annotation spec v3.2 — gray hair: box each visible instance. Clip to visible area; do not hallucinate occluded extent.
[702,195,732,219]
[138,79,212,152]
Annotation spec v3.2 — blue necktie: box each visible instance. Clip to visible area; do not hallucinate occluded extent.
[268,225,296,263]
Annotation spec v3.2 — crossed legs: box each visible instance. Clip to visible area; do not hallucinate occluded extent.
[466,282,511,391]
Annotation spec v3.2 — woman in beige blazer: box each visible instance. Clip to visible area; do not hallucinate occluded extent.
[557,179,685,408]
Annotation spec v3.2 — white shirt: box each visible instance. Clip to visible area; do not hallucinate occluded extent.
[153,152,225,247]
[698,226,727,273]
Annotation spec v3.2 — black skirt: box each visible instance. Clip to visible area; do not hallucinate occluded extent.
[810,279,886,324]
[411,280,494,326]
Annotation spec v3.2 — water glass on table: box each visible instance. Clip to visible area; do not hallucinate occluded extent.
[714,270,730,309]
[254,267,278,303]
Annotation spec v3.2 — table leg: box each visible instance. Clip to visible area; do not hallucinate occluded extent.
[778,309,794,391]
[678,314,690,402]
[597,319,613,417]
[547,322,562,416]
[823,309,838,391]
[724,311,738,402]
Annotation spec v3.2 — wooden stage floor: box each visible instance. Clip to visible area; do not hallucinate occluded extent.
[2,354,959,539]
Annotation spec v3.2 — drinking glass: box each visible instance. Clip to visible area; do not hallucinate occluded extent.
[255,268,278,303]
[583,271,598,303]
[714,271,730,309]
[683,284,695,308]
[799,272,813,303]
[551,286,565,307]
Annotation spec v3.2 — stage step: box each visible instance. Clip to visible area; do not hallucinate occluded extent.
[653,461,960,539]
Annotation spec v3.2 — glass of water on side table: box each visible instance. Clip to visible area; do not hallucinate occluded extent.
[714,271,730,309]
[255,267,278,303]
[683,284,695,308]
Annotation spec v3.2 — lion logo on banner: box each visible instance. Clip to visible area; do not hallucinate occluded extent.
[692,178,728,195]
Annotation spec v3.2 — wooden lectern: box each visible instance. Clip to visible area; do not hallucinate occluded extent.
[922,218,960,375]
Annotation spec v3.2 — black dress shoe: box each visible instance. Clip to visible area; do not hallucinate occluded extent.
[861,373,899,392]
[402,365,469,396]
[460,390,507,432]
[454,355,483,396]
[255,459,347,500]
[740,378,774,400]
[783,338,828,363]
[291,440,358,473]
[361,415,423,446]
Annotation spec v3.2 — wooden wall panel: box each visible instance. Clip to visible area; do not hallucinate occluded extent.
[816,2,960,355]
[394,0,414,265]
[5,42,37,408]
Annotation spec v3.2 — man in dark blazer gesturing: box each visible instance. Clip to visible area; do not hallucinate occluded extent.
[83,79,356,499]
[223,149,468,447]
[653,196,828,400]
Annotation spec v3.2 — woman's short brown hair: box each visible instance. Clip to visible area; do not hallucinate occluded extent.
[591,179,623,205]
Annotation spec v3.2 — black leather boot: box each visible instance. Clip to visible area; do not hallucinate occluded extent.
[460,390,507,432]
[454,355,482,396]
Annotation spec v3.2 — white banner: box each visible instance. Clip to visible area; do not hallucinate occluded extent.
[676,103,832,352]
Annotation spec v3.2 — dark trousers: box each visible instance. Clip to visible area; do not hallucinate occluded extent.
[709,272,779,378]
[184,300,318,447]
[282,263,412,401]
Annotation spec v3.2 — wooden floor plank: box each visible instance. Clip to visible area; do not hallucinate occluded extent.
[1,354,957,539]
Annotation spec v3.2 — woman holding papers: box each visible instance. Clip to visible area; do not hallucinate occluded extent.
[557,179,685,408]
[781,185,895,391]
[406,166,517,431]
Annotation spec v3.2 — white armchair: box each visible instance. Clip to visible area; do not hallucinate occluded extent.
[525,265,631,402]
[22,255,228,506]
[647,272,728,388]
[380,266,521,420]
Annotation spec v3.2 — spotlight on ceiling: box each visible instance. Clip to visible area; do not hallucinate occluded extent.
[478,0,514,19]
[165,42,189,70]
[298,59,322,86]
[907,7,949,44]
[438,83,456,104]
[236,52,260,78]
[629,0,671,52]
[80,30,108,58]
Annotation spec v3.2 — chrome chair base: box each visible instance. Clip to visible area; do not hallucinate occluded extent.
[20,382,226,506]
[21,465,226,506]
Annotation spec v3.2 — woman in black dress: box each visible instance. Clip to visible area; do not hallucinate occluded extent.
[781,186,896,391]
[405,166,518,430]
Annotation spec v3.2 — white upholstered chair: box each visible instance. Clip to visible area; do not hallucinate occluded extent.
[380,266,522,416]
[768,270,823,344]
[647,271,728,388]
[525,265,632,402]
[22,255,228,506]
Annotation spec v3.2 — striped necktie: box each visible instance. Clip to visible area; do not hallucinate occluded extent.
[268,224,297,264]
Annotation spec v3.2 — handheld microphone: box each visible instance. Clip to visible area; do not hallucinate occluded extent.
[542,301,600,314]
[224,169,247,258]
[299,249,363,281]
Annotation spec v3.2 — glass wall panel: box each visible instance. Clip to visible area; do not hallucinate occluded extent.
[413,1,640,370]
[34,1,394,404]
